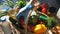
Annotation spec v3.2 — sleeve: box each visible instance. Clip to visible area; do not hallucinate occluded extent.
[16,4,34,20]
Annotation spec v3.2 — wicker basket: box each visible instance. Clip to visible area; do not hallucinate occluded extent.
[24,10,49,34]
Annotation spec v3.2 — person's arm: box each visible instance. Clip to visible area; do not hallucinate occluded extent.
[16,0,36,20]
[16,0,34,15]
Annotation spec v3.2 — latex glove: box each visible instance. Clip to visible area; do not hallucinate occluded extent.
[57,8,60,19]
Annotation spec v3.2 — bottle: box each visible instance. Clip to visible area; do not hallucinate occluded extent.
[1,16,12,34]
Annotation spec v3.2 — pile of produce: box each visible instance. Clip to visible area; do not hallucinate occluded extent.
[26,3,58,34]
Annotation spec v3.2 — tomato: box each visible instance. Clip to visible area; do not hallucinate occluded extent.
[42,8,47,14]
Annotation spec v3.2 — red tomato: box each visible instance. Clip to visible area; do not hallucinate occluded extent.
[42,8,47,14]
